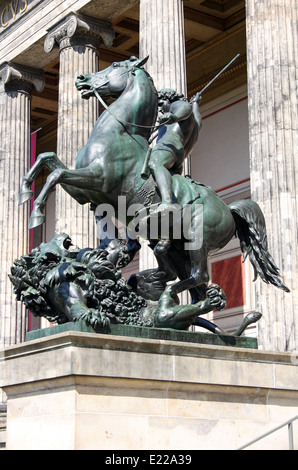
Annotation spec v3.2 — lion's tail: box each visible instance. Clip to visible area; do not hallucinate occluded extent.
[229,199,290,292]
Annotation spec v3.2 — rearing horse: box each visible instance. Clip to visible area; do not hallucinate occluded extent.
[19,55,289,331]
[19,56,158,217]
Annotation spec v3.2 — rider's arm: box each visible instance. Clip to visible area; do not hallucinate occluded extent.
[169,100,193,122]
[190,93,202,130]
[158,100,192,125]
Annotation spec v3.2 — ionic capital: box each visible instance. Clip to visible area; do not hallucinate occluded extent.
[0,62,45,94]
[44,13,115,53]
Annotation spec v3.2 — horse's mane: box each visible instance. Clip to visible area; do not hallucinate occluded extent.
[142,68,158,131]
[9,243,155,327]
[9,251,69,323]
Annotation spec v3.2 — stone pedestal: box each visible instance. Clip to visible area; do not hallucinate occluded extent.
[0,63,44,349]
[246,0,297,351]
[44,13,114,249]
[1,327,297,450]
[25,320,259,349]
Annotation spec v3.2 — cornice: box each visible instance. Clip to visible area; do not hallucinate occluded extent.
[44,12,115,53]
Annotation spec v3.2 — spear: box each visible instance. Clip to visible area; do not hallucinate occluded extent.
[142,54,241,178]
[198,53,240,96]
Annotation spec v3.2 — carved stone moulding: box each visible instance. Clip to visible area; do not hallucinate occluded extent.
[44,12,115,53]
[0,62,45,94]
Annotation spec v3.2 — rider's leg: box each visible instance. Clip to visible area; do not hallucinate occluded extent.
[149,149,177,210]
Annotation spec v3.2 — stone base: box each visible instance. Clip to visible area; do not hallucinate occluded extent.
[1,327,298,450]
[25,320,258,349]
[0,404,7,449]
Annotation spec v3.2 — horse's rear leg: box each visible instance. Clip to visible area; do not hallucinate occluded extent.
[155,247,227,330]
[168,245,209,297]
[19,152,67,205]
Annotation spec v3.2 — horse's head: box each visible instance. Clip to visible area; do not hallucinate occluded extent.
[75,56,149,100]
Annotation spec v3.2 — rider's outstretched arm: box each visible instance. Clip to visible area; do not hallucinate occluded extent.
[170,100,193,122]
[158,100,193,125]
[190,93,202,130]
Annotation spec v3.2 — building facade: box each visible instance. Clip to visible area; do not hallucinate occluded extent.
[0,1,296,354]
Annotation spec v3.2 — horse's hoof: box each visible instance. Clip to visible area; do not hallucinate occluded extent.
[18,190,33,205]
[29,214,45,229]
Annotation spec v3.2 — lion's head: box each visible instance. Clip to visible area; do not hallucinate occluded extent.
[9,234,152,328]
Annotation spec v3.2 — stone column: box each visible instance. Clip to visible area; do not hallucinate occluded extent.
[139,0,189,273]
[139,0,187,95]
[0,63,44,349]
[246,0,297,351]
[44,13,114,249]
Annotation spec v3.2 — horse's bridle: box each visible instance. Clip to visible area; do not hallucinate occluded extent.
[89,65,171,132]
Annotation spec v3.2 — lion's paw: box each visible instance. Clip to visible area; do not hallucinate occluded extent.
[206,283,227,311]
[75,308,110,329]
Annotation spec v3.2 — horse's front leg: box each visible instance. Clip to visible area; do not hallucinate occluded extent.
[29,166,100,229]
[19,152,67,205]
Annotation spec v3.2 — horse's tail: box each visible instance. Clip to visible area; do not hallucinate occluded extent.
[229,199,290,292]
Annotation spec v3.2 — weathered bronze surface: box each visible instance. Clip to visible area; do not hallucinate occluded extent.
[10,233,261,337]
[14,56,289,335]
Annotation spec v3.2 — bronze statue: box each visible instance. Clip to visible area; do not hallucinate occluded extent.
[9,233,262,336]
[15,56,289,334]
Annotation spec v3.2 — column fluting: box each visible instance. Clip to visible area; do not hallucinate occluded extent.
[246,0,297,351]
[44,13,114,249]
[0,63,44,347]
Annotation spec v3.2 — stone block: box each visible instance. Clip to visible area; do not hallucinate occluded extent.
[1,328,297,450]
